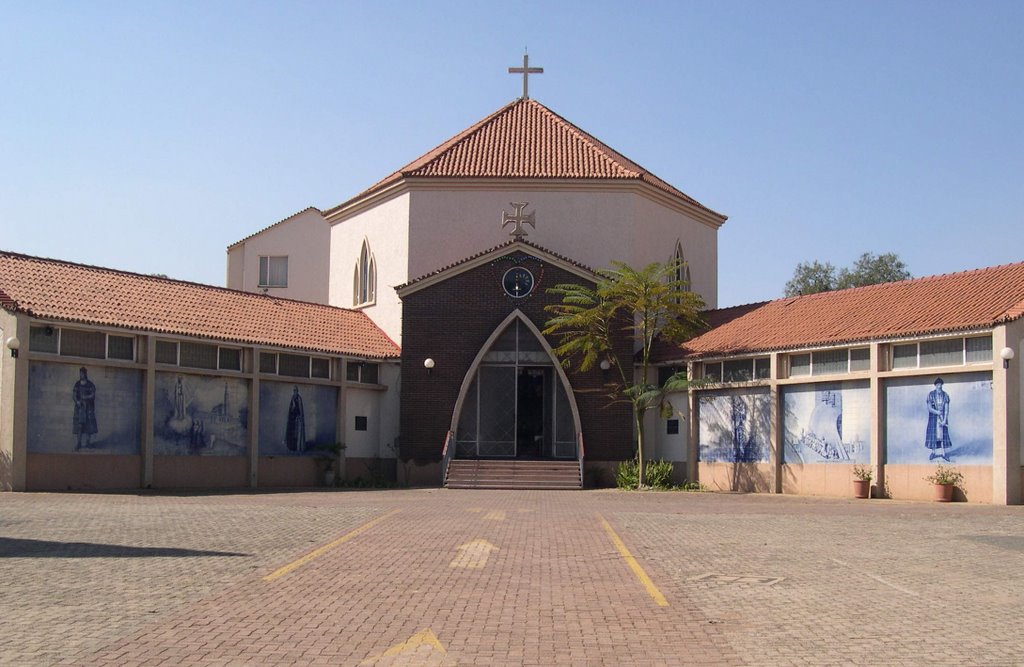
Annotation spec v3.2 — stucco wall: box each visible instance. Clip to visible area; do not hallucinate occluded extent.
[227,209,331,304]
[407,187,719,306]
[328,194,411,344]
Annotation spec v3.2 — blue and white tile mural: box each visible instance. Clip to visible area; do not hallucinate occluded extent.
[885,372,992,465]
[154,373,249,456]
[258,382,338,456]
[698,389,771,462]
[783,382,870,464]
[27,362,142,454]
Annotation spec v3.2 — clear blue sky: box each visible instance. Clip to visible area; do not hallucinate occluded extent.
[2,1,1021,307]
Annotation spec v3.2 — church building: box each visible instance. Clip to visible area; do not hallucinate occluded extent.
[2,74,1022,502]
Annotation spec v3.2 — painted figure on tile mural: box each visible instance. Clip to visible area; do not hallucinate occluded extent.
[925,378,952,461]
[189,417,206,451]
[286,386,307,452]
[174,375,186,420]
[72,367,98,449]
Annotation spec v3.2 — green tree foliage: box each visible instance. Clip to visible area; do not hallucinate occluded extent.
[784,252,911,297]
[543,259,704,488]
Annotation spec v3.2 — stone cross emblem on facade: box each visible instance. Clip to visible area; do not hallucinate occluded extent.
[501,202,536,240]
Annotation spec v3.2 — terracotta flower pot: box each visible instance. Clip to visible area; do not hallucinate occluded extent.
[932,483,954,502]
[852,479,870,499]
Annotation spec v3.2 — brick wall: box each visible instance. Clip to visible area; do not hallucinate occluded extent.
[399,250,633,468]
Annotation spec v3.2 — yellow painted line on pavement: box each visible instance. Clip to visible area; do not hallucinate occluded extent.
[360,628,446,664]
[598,513,669,607]
[263,509,400,582]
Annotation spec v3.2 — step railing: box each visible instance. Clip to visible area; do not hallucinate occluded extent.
[441,430,455,486]
[577,432,585,487]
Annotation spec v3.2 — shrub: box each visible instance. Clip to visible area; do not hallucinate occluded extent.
[616,458,674,489]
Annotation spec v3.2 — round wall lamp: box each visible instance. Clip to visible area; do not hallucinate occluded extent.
[5,336,20,358]
[599,359,611,371]
[1000,347,1015,369]
[424,358,435,374]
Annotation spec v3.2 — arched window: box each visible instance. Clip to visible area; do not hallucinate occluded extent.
[671,240,691,302]
[353,239,376,307]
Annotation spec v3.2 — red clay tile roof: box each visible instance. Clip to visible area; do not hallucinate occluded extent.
[653,261,1024,362]
[0,251,400,359]
[396,239,597,292]
[325,98,726,220]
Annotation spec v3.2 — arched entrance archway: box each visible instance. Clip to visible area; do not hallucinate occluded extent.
[450,312,580,459]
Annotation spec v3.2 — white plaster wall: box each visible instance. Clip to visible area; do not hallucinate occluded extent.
[328,194,411,344]
[226,209,331,304]
[631,194,719,309]
[653,391,689,463]
[408,187,719,307]
[344,387,381,458]
[378,362,401,459]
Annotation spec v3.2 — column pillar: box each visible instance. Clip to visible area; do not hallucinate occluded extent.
[142,336,155,488]
[992,323,1022,504]
[869,342,885,498]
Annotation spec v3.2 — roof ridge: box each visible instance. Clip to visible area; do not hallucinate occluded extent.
[526,100,638,178]
[0,249,368,315]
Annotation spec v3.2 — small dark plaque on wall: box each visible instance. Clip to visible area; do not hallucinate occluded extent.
[666,419,680,435]
[355,416,368,431]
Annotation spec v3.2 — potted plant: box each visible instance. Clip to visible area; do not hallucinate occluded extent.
[313,442,346,487]
[923,464,963,502]
[851,465,872,499]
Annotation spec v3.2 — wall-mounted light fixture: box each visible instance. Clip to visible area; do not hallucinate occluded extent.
[599,359,611,372]
[424,358,435,375]
[5,336,20,358]
[1000,346,1015,370]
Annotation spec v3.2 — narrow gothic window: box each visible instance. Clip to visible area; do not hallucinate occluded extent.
[671,241,691,302]
[353,240,376,306]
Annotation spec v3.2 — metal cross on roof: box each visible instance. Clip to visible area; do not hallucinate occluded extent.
[508,53,543,100]
[501,202,536,239]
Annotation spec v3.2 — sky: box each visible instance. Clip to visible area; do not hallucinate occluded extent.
[1,1,1021,307]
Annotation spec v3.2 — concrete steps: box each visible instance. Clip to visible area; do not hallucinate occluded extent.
[445,459,582,490]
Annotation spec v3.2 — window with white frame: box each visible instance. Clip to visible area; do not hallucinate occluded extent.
[786,347,870,377]
[702,356,769,382]
[258,256,288,288]
[889,335,991,370]
[29,325,136,361]
[353,239,376,306]
[259,352,331,379]
[346,361,379,384]
[155,340,242,371]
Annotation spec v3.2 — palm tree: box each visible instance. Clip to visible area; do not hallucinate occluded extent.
[543,258,704,488]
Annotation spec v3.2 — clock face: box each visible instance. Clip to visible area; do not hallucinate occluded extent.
[502,267,535,298]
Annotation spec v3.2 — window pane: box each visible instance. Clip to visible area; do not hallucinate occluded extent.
[218,347,241,371]
[965,336,992,364]
[60,329,106,359]
[754,357,771,379]
[812,349,848,376]
[278,353,310,377]
[269,257,287,287]
[362,363,379,384]
[29,326,59,353]
[849,347,870,371]
[920,339,963,367]
[179,342,218,369]
[259,352,277,374]
[156,340,178,365]
[346,363,360,381]
[723,359,752,382]
[703,362,722,382]
[311,357,330,379]
[790,354,811,376]
[107,335,135,361]
[892,344,917,369]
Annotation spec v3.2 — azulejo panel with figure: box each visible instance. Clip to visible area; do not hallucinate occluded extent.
[27,362,142,454]
[885,372,992,465]
[258,381,338,456]
[698,388,771,463]
[783,381,870,464]
[154,372,249,456]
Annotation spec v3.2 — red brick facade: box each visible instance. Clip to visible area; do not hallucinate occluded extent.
[399,250,633,486]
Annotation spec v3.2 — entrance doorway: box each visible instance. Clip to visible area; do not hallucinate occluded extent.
[453,317,577,459]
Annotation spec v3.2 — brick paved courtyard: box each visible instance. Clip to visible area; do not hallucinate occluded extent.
[1,489,1022,666]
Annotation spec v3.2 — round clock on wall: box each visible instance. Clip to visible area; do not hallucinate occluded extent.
[502,267,535,298]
